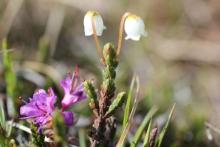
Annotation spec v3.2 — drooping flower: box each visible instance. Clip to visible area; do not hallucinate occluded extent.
[61,66,87,110]
[124,14,147,41]
[20,88,75,128]
[83,11,106,36]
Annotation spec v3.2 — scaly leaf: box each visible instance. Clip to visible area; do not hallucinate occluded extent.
[84,80,98,110]
[105,92,126,117]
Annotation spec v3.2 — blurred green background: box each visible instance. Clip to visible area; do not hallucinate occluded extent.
[1,0,220,146]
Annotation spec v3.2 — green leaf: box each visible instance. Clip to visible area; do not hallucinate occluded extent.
[143,118,152,147]
[156,104,175,147]
[123,76,136,128]
[131,107,158,147]
[105,92,126,117]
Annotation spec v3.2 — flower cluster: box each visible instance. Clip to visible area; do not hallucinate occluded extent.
[20,67,86,130]
[83,11,147,41]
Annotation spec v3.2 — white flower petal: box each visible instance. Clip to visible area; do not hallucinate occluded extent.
[124,14,147,41]
[83,11,106,36]
[125,35,140,41]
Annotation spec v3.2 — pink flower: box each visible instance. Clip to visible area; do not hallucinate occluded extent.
[20,88,57,127]
[19,66,86,129]
[20,88,74,128]
[61,66,87,110]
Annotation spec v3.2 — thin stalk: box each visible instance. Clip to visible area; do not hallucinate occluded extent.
[116,12,130,57]
[91,16,105,64]
[79,129,87,147]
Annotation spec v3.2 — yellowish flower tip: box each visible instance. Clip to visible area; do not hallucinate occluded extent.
[83,11,106,36]
[124,13,147,41]
[86,11,100,16]
[126,14,140,21]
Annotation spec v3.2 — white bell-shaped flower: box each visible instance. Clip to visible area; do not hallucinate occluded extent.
[124,14,147,41]
[83,11,106,36]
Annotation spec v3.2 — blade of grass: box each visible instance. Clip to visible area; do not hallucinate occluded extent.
[2,38,17,116]
[143,118,152,147]
[123,75,136,128]
[0,102,5,128]
[130,107,158,147]
[9,122,31,134]
[116,76,140,147]
[0,103,13,144]
[79,128,87,147]
[38,36,50,63]
[0,102,6,146]
[156,104,175,147]
[6,120,13,137]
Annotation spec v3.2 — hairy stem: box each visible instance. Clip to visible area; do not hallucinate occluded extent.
[87,43,118,146]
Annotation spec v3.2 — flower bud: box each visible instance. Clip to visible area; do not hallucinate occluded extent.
[83,11,106,36]
[124,14,147,41]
